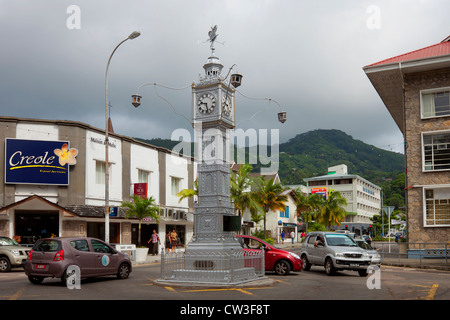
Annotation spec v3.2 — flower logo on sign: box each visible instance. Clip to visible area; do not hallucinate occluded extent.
[54,143,78,166]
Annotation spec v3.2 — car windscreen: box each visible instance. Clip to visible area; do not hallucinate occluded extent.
[33,239,62,252]
[356,240,373,250]
[0,237,19,246]
[325,234,357,247]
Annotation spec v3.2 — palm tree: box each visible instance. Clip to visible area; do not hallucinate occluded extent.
[253,176,287,240]
[295,192,323,233]
[317,190,347,230]
[121,195,160,247]
[176,178,198,203]
[230,164,261,220]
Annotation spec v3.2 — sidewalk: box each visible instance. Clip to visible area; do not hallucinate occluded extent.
[133,241,450,271]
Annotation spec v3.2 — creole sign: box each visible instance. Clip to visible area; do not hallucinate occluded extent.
[5,138,78,185]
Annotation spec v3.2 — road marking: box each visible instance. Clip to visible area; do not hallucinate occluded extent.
[425,284,439,300]
[411,283,439,300]
[8,288,24,300]
[165,286,177,292]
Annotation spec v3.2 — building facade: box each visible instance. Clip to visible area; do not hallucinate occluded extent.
[364,35,450,243]
[304,164,381,234]
[0,116,196,249]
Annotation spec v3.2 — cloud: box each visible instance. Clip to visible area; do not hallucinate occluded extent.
[0,0,447,157]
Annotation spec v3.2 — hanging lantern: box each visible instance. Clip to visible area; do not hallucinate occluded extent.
[278,111,287,123]
[230,73,243,88]
[131,94,142,108]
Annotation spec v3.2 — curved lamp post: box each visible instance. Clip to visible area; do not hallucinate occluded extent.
[104,31,140,243]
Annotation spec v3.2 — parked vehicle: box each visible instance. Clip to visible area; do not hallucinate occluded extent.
[300,232,371,276]
[0,236,31,272]
[354,238,381,266]
[236,235,302,276]
[25,237,132,284]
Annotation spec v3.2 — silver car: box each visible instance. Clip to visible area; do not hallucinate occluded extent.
[300,232,371,276]
[0,237,31,272]
[354,238,381,266]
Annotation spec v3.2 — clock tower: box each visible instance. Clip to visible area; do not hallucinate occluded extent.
[165,26,260,284]
[188,27,238,251]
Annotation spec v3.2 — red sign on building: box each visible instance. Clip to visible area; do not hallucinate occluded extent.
[133,183,148,199]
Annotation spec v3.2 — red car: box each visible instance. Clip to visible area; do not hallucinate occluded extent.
[236,235,302,276]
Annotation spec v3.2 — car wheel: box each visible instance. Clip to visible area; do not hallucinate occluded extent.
[358,269,368,277]
[324,258,336,276]
[0,257,11,272]
[117,263,130,279]
[274,260,291,276]
[28,275,44,284]
[301,254,311,271]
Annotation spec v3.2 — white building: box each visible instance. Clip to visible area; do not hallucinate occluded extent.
[0,116,196,249]
[241,172,304,243]
[304,164,381,233]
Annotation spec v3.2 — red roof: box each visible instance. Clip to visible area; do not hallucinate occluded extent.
[366,36,450,67]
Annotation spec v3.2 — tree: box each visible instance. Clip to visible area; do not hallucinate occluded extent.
[253,177,287,239]
[295,192,323,233]
[176,178,198,203]
[121,195,160,247]
[230,164,261,219]
[317,190,347,230]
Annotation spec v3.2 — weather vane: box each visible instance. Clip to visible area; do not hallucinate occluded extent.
[205,25,224,53]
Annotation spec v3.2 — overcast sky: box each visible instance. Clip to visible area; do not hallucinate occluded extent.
[1,0,448,154]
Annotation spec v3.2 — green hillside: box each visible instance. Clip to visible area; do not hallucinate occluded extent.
[134,129,405,186]
[277,129,404,185]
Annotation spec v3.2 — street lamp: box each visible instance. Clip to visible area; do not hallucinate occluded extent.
[104,31,141,243]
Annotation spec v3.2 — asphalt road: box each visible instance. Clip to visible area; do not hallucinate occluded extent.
[1,261,449,301]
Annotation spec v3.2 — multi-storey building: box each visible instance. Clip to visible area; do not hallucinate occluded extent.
[364,36,450,243]
[0,116,196,248]
[304,164,381,235]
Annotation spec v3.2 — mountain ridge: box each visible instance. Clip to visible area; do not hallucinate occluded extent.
[134,129,404,186]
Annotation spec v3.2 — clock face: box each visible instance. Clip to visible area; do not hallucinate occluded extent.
[222,95,232,117]
[197,93,216,114]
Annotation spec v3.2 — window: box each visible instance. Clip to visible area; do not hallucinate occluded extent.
[423,132,450,171]
[138,169,149,184]
[280,206,289,218]
[91,240,114,254]
[96,161,106,184]
[424,188,450,226]
[421,88,450,118]
[171,177,181,195]
[70,239,90,252]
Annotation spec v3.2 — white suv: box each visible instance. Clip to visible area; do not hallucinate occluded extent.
[300,232,371,276]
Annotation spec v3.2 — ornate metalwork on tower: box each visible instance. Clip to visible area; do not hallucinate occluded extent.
[163,26,261,284]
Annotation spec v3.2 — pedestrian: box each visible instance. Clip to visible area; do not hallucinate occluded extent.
[290,230,295,244]
[301,232,305,241]
[170,228,178,253]
[280,231,285,244]
[165,232,171,253]
[363,232,372,246]
[148,230,161,255]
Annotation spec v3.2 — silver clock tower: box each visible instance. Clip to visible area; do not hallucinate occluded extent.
[164,26,261,284]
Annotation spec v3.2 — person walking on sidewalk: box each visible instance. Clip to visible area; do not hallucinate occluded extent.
[290,231,295,244]
[170,229,178,253]
[148,230,161,256]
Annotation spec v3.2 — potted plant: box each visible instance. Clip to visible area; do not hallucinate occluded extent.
[121,195,160,262]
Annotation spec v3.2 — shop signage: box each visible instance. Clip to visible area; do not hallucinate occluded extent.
[5,138,78,185]
[311,187,327,199]
[133,182,148,199]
